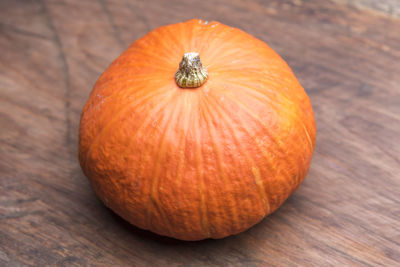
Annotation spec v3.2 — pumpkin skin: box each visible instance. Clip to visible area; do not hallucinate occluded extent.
[79,19,316,241]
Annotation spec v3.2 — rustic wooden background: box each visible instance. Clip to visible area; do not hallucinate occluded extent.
[1,0,399,266]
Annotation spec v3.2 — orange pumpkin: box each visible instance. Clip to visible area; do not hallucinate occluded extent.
[79,19,316,241]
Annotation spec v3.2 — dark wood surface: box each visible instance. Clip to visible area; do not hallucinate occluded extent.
[1,0,400,266]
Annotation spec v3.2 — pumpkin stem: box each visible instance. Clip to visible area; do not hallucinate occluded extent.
[175,52,208,88]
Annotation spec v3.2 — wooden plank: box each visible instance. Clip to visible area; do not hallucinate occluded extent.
[333,0,400,17]
[1,0,399,265]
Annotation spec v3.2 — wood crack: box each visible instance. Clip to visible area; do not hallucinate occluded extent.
[98,0,125,48]
[41,0,72,147]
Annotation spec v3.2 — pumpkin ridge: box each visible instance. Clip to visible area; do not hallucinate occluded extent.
[145,94,181,235]
[206,93,270,216]
[82,82,162,145]
[228,81,315,159]
[206,95,268,217]
[176,20,190,53]
[193,22,205,53]
[202,28,266,69]
[220,77,293,105]
[82,81,152,136]
[210,29,249,62]
[200,28,238,67]
[175,93,191,187]
[227,80,290,109]
[201,96,241,235]
[213,92,278,212]
[131,26,182,64]
[167,94,190,236]
[86,91,176,230]
[300,119,314,154]
[82,85,172,171]
[223,93,294,204]
[179,93,212,238]
[116,91,178,175]
[193,96,211,238]
[209,56,294,74]
[128,46,177,69]
[89,73,168,106]
[162,23,185,56]
[197,22,220,56]
[188,20,197,53]
[159,95,196,236]
[210,58,294,74]
[206,49,257,70]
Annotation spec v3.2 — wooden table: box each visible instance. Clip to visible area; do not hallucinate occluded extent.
[1,0,399,266]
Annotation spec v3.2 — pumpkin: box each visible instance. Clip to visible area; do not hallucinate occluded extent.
[79,19,316,241]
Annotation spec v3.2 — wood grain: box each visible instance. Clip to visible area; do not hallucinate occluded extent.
[1,0,399,266]
[334,0,400,17]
